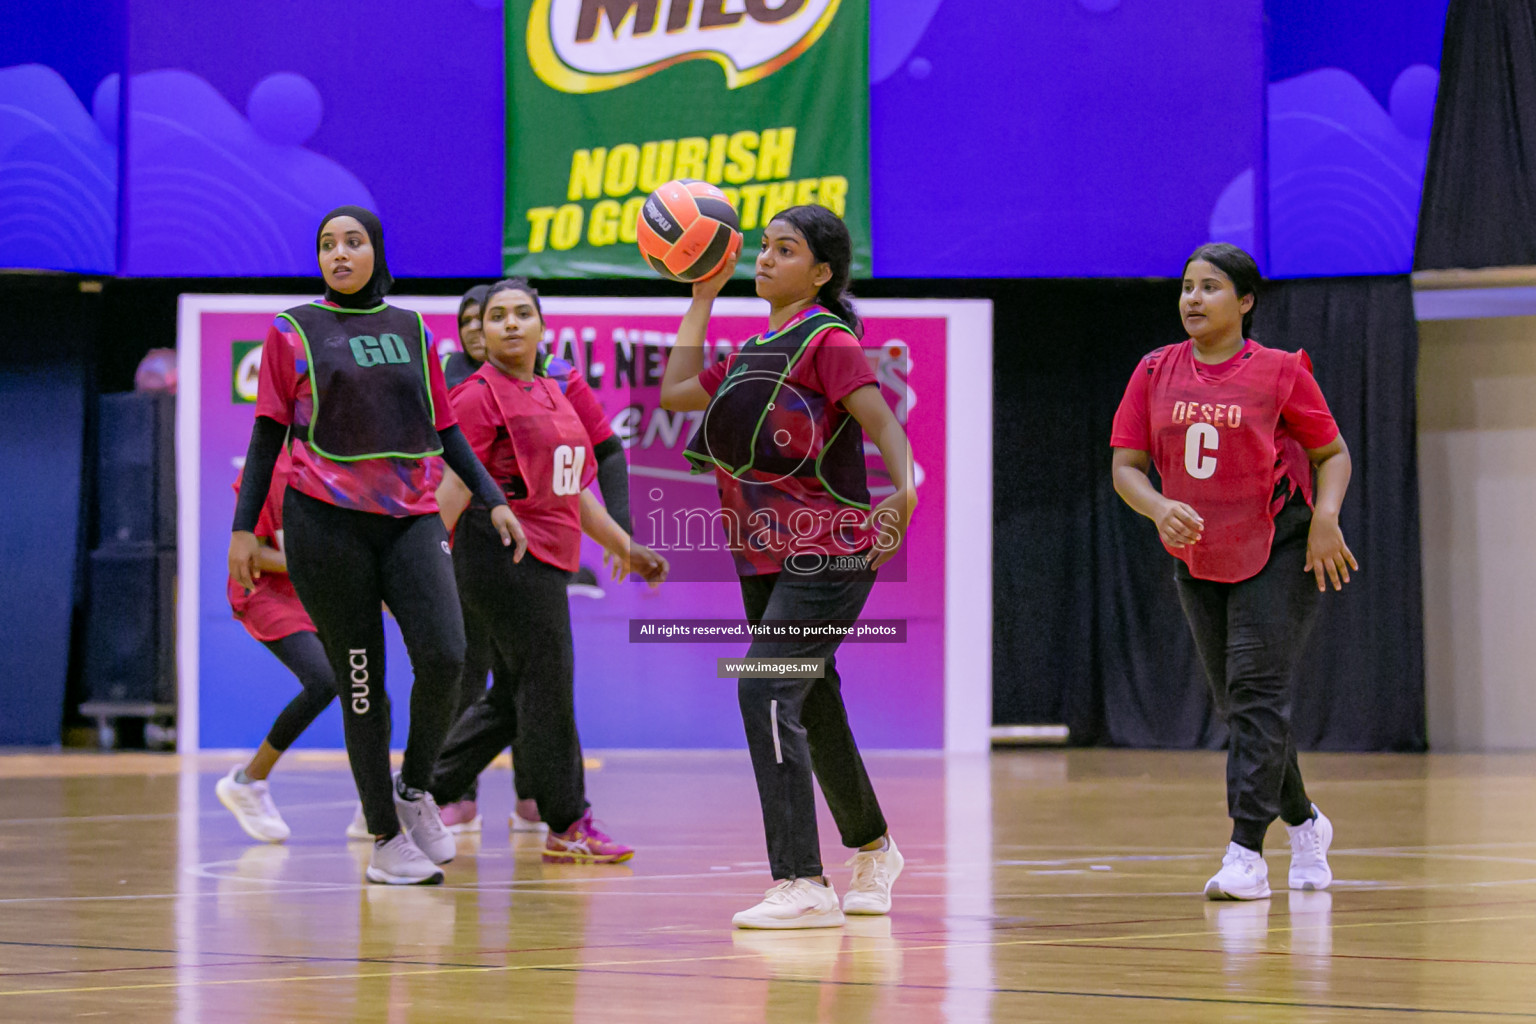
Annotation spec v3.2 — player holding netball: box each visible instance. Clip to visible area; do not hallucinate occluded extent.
[660,205,914,928]
[1111,243,1355,900]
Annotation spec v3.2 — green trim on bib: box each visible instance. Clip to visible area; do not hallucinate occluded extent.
[278,310,444,464]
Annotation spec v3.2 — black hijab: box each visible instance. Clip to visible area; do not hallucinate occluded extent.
[457,284,491,343]
[316,205,393,308]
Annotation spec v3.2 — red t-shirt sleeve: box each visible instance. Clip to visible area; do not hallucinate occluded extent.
[255,320,299,424]
[1110,358,1153,449]
[450,380,501,465]
[425,328,455,430]
[1281,352,1340,450]
[563,368,614,444]
[697,353,733,397]
[800,327,876,407]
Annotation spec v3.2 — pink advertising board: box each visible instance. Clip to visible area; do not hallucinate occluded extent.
[176,296,991,752]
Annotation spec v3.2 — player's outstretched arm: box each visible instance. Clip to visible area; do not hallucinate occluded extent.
[660,250,739,411]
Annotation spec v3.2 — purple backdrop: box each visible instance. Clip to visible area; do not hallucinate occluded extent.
[122,0,504,277]
[3,0,1448,278]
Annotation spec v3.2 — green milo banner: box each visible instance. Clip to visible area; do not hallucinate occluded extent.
[504,0,869,278]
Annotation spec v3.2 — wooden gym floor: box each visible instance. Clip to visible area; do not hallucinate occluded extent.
[1,748,1535,1022]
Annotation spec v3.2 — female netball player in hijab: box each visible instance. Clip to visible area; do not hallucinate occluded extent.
[1111,243,1354,901]
[229,206,518,885]
[444,285,489,390]
[428,278,666,864]
[659,205,916,929]
[216,448,337,843]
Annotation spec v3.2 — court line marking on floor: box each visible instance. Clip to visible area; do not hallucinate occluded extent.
[6,908,1536,1004]
[6,868,1536,907]
[534,964,1536,1018]
[0,800,360,828]
[12,889,1536,989]
[11,898,1536,987]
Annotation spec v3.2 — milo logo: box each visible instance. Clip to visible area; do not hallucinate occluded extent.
[232,341,261,403]
[529,0,841,93]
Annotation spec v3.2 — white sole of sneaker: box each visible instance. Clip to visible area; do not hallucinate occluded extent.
[732,908,845,930]
[1204,879,1271,901]
[446,816,482,835]
[365,866,445,886]
[511,817,549,833]
[214,780,288,845]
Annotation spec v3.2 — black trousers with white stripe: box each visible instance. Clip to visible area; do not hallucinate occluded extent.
[737,564,887,881]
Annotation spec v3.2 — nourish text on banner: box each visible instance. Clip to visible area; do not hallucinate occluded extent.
[505,0,870,278]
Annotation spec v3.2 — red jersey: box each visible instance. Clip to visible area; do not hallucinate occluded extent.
[1111,339,1339,583]
[696,307,879,576]
[227,451,316,641]
[255,300,455,516]
[453,365,598,572]
[547,354,616,446]
[452,357,614,447]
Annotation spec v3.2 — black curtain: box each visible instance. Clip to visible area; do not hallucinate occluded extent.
[992,277,1425,752]
[1416,0,1536,269]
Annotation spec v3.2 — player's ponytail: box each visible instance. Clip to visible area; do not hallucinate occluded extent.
[1184,243,1261,337]
[770,205,862,338]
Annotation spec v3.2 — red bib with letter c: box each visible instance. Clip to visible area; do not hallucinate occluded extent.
[1146,340,1308,583]
[475,366,596,572]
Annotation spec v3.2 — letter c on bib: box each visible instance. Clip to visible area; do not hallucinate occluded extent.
[1184,422,1219,479]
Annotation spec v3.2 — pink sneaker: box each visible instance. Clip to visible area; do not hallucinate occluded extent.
[543,812,633,864]
[439,799,481,834]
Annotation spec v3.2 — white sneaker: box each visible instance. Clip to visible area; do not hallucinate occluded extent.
[366,833,444,886]
[511,798,548,834]
[1286,805,1334,891]
[345,803,373,841]
[215,767,290,844]
[1204,842,1271,900]
[392,773,456,865]
[732,878,845,929]
[447,814,482,835]
[842,836,904,915]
